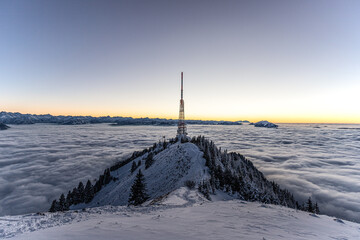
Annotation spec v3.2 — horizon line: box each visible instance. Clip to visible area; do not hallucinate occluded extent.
[1,111,359,125]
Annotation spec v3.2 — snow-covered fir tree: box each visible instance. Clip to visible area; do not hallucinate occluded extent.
[315,201,320,214]
[307,197,314,213]
[128,169,149,206]
[145,152,154,169]
[84,180,94,204]
[49,200,58,212]
[131,161,138,173]
[58,194,66,211]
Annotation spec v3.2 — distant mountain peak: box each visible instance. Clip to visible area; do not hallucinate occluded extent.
[254,120,278,128]
[0,111,244,126]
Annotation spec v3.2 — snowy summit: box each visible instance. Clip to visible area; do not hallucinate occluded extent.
[254,120,278,128]
[52,136,297,212]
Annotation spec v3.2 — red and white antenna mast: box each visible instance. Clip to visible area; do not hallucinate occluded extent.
[177,72,187,137]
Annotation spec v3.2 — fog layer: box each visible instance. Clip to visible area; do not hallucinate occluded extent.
[0,124,359,222]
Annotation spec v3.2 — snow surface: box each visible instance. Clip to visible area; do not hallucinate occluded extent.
[73,142,209,210]
[2,188,359,239]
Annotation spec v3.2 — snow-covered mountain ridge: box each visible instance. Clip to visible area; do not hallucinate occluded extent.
[0,111,243,125]
[51,136,297,214]
[75,141,209,209]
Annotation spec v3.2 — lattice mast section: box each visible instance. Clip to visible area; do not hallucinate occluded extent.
[177,72,187,136]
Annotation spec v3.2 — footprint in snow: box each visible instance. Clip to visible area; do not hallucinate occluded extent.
[259,204,272,208]
[333,218,345,224]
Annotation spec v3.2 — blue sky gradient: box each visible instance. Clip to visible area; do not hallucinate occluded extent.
[1,0,359,122]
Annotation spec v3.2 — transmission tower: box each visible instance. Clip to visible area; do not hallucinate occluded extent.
[177,72,187,137]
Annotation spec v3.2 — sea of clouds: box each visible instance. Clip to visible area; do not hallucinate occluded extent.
[0,123,359,222]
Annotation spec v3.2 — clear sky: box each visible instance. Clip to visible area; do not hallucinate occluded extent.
[1,0,359,123]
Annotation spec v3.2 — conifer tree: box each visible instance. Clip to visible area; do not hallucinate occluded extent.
[214,165,224,189]
[128,170,149,206]
[84,180,95,203]
[65,191,72,209]
[103,168,112,184]
[93,178,102,193]
[307,197,313,213]
[198,181,211,200]
[131,161,137,173]
[98,174,105,186]
[58,193,66,211]
[315,202,320,214]
[145,152,154,169]
[231,176,241,193]
[72,187,80,205]
[77,182,85,203]
[204,144,211,167]
[224,168,233,187]
[49,200,58,212]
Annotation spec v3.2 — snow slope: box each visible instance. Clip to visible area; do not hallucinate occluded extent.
[2,189,359,240]
[74,142,209,209]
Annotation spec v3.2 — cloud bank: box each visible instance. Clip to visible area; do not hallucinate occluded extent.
[0,123,359,223]
[196,124,360,223]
